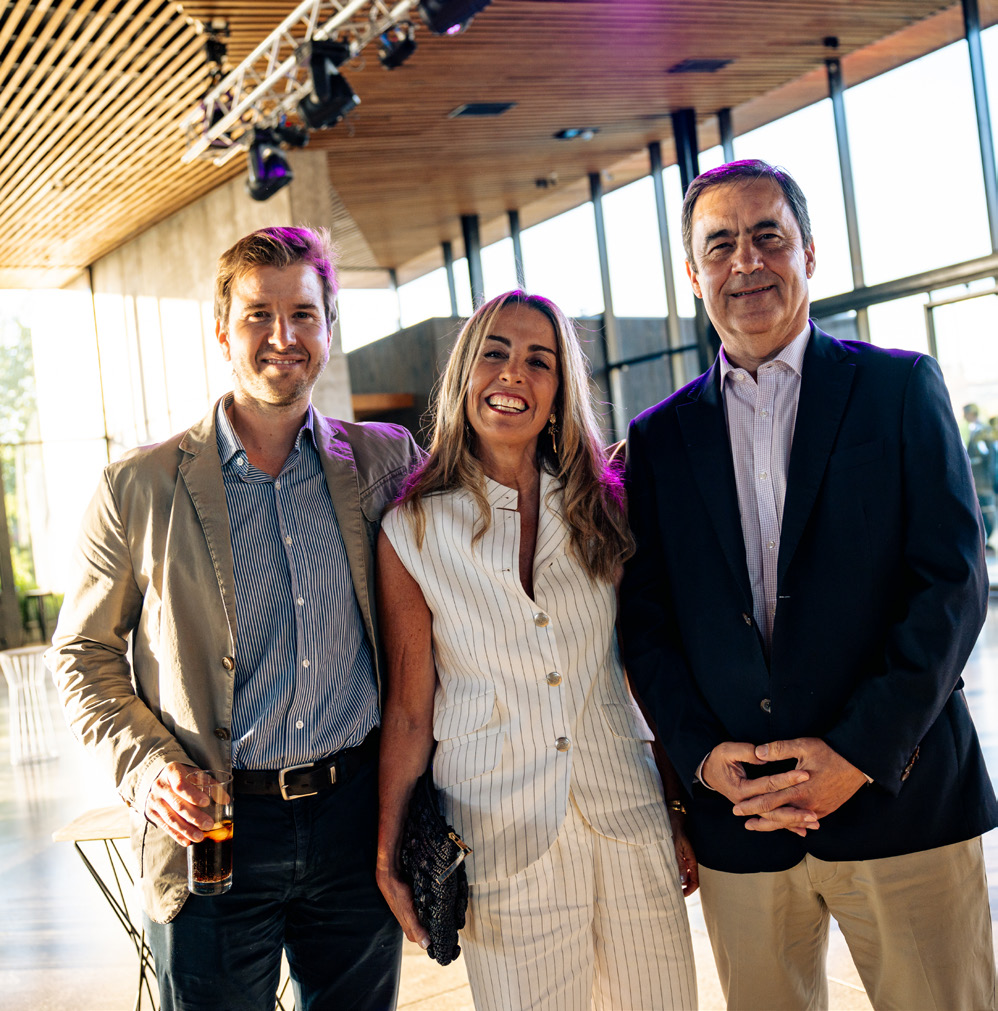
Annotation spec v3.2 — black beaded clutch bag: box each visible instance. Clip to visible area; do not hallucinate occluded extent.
[400,770,472,966]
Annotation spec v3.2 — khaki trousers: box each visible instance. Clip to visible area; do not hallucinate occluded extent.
[699,837,995,1011]
[461,795,698,1011]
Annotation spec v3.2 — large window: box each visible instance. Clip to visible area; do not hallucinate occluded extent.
[520,204,604,318]
[1,289,108,605]
[481,238,520,300]
[338,288,401,353]
[603,176,667,318]
[398,267,452,328]
[734,100,854,300]
[846,43,991,284]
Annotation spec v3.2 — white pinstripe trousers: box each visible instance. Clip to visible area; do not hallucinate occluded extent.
[460,794,698,1011]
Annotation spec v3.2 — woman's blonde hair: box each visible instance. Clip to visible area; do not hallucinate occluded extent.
[396,290,634,582]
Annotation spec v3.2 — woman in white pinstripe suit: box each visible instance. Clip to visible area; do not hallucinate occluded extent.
[376,291,698,1010]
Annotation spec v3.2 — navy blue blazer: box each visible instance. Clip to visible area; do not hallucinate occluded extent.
[621,325,998,873]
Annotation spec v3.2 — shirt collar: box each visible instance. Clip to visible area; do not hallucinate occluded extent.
[215,394,317,468]
[719,321,811,390]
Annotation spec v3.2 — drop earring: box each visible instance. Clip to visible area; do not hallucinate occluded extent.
[548,413,558,455]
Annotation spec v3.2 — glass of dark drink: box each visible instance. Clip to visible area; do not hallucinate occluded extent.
[186,769,233,896]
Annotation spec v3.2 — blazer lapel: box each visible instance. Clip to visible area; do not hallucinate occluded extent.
[178,403,238,645]
[314,416,376,645]
[778,327,856,584]
[678,362,753,606]
[533,469,570,583]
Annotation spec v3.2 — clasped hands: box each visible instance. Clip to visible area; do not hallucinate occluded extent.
[701,738,868,836]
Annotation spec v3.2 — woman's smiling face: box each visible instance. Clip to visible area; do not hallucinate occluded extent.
[465,304,560,457]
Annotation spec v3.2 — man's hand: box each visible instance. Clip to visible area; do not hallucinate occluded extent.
[702,741,816,835]
[144,762,217,846]
[732,737,867,834]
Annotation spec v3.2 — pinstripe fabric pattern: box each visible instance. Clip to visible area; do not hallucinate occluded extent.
[217,401,376,769]
[462,798,697,1011]
[719,325,809,646]
[382,470,673,885]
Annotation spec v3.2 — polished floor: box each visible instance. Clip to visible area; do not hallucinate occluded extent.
[4,595,998,1011]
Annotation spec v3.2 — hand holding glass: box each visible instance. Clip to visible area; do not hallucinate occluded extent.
[186,769,233,896]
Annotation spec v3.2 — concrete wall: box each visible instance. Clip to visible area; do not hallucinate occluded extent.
[87,149,353,447]
[347,317,462,441]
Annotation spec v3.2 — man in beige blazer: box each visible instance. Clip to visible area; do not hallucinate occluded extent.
[48,226,420,1011]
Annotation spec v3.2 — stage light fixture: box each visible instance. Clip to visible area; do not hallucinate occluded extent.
[246,129,294,201]
[418,0,492,35]
[273,121,310,148]
[379,24,417,69]
[554,127,599,141]
[203,19,229,73]
[296,39,360,129]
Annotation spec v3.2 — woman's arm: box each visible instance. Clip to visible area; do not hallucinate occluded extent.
[654,739,699,897]
[375,527,438,948]
[616,577,699,896]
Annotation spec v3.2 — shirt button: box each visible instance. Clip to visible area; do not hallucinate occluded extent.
[285,535,292,545]
[222,656,235,670]
[555,737,571,752]
[760,698,772,713]
[533,612,550,627]
[545,671,562,686]
[759,471,769,480]
[236,457,244,467]
[302,659,310,668]
[297,597,304,606]
[295,720,304,729]
[275,480,281,490]
[767,540,776,550]
[760,409,769,417]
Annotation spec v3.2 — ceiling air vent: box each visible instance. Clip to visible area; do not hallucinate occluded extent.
[667,58,732,74]
[448,102,516,118]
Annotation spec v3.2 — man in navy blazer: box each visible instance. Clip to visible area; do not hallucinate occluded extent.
[621,159,998,1009]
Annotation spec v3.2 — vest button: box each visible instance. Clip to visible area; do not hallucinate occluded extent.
[222,656,235,671]
[555,736,571,752]
[760,698,772,714]
[533,612,550,627]
[545,671,562,686]
[214,727,231,740]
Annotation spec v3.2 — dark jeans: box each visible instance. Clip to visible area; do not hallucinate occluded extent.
[145,757,402,1011]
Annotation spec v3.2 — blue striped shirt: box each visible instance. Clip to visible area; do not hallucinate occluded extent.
[216,397,378,770]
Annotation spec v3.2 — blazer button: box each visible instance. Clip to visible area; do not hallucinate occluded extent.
[741,613,752,626]
[555,736,571,752]
[222,656,235,671]
[760,698,772,714]
[545,671,562,686]
[214,727,231,740]
[533,612,550,627]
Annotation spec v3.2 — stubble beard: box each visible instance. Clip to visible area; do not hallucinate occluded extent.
[235,351,329,409]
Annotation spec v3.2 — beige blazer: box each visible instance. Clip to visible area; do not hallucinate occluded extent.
[382,471,671,885]
[47,400,420,922]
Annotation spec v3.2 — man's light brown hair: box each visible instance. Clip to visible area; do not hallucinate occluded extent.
[214,226,339,326]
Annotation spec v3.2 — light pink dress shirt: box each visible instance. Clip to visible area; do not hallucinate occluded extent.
[718,324,811,648]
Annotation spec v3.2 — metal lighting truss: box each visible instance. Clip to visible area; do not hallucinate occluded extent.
[180,0,415,166]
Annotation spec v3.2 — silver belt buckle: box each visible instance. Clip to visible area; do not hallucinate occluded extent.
[277,760,337,800]
[278,762,318,800]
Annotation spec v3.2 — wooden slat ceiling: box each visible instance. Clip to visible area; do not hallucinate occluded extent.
[0,0,990,289]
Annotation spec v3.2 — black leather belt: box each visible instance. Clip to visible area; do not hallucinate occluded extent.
[233,731,379,800]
